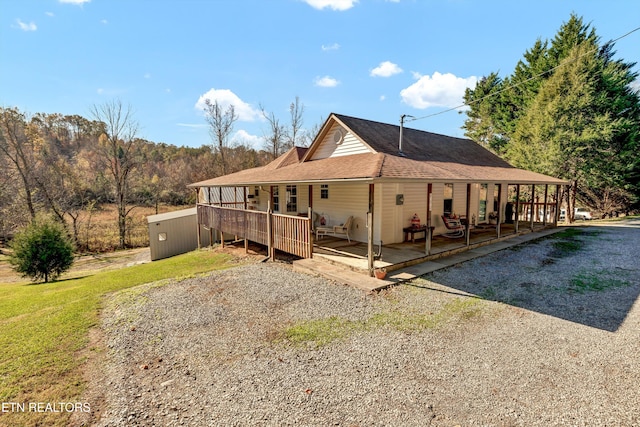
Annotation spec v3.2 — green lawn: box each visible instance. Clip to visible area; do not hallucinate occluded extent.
[0,249,237,427]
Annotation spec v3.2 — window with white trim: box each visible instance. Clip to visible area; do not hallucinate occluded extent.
[320,184,329,199]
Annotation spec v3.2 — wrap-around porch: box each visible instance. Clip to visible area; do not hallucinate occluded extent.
[195,180,561,277]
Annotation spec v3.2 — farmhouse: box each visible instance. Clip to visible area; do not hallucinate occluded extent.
[188,113,566,276]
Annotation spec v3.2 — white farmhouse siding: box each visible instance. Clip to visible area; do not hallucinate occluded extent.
[377,183,398,244]
[375,182,430,244]
[312,182,371,243]
[309,124,372,160]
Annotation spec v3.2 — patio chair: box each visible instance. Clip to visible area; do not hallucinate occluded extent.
[332,215,353,242]
[315,215,353,243]
[441,214,465,238]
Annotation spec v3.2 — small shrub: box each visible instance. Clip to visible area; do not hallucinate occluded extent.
[9,216,75,283]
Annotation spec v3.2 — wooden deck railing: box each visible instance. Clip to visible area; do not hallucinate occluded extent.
[272,213,312,259]
[197,204,312,258]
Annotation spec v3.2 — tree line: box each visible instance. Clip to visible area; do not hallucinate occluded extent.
[0,98,312,251]
[462,14,640,220]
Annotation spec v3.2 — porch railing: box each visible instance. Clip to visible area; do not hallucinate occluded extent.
[197,204,312,259]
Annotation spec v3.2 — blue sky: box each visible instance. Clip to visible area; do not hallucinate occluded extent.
[2,0,639,150]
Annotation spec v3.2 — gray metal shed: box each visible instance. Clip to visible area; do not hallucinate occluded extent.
[147,208,211,261]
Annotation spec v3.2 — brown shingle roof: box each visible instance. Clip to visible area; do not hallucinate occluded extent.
[188,114,566,187]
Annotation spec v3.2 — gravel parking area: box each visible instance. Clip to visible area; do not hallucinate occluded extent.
[83,220,640,426]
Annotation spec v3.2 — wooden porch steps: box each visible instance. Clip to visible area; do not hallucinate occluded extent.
[292,257,393,292]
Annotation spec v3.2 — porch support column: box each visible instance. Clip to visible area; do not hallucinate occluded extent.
[308,185,314,256]
[267,197,274,260]
[243,187,247,210]
[542,185,549,226]
[554,184,561,226]
[496,183,502,239]
[367,183,375,277]
[465,183,471,247]
[515,185,521,233]
[530,185,536,230]
[425,183,433,255]
[196,188,201,249]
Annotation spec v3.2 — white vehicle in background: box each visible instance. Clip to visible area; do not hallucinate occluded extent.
[559,207,593,221]
[574,207,593,220]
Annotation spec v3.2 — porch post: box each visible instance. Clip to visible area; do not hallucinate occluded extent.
[515,185,521,233]
[195,188,201,249]
[465,183,471,247]
[425,183,432,255]
[308,206,313,257]
[554,184,561,226]
[243,187,247,210]
[496,183,502,239]
[367,183,375,277]
[542,185,549,226]
[267,198,273,260]
[530,185,536,230]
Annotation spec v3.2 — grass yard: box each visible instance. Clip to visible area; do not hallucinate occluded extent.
[0,249,237,427]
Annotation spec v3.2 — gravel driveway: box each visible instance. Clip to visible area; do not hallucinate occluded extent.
[84,220,640,426]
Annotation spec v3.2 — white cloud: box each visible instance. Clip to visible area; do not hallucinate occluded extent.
[370,61,403,78]
[101,19,108,24]
[304,0,357,11]
[321,43,340,51]
[630,79,640,93]
[144,73,151,79]
[380,95,386,101]
[400,71,478,109]
[15,19,37,31]
[45,12,55,17]
[59,0,91,4]
[177,123,207,129]
[314,76,339,87]
[195,88,261,122]
[231,129,264,149]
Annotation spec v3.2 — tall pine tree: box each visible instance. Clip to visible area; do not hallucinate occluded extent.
[463,13,640,214]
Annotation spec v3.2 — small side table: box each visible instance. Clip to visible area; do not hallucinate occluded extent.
[403,225,430,243]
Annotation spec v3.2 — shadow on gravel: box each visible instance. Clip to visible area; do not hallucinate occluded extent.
[418,220,640,332]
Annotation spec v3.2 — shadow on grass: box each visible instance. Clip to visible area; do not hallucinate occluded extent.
[24,275,90,286]
[416,220,640,332]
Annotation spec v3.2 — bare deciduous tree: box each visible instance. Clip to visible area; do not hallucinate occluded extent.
[287,96,305,147]
[0,107,38,220]
[203,99,237,176]
[90,99,141,249]
[260,104,287,160]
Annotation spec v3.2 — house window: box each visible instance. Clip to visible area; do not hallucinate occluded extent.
[443,183,453,215]
[479,183,488,221]
[320,184,329,199]
[254,186,259,197]
[272,186,279,212]
[286,185,297,212]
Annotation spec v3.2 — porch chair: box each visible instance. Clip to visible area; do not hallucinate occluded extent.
[315,215,354,243]
[332,215,353,243]
[441,214,465,238]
